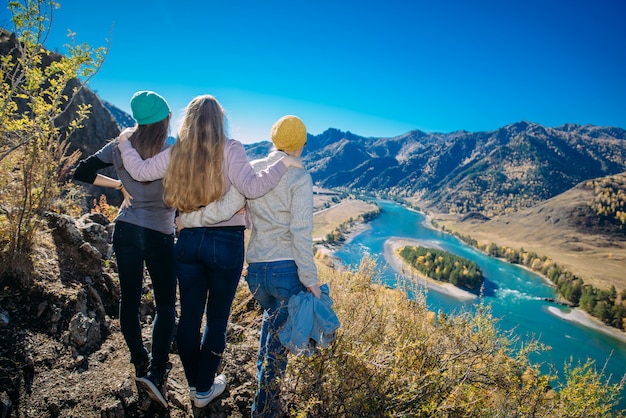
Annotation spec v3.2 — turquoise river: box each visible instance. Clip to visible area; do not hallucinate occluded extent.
[333,200,626,410]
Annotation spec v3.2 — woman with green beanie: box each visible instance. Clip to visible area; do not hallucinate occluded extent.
[73,91,176,409]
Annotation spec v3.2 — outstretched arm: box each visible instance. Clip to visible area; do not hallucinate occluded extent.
[226,140,302,198]
[179,186,246,228]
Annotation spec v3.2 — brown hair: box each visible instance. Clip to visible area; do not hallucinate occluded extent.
[128,117,171,159]
[163,95,226,212]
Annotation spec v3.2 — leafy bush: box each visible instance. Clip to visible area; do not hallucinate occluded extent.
[0,0,105,274]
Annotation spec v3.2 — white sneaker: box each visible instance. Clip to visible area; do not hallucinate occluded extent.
[194,374,227,408]
[189,386,196,401]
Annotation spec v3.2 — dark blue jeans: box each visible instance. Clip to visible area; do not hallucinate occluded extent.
[112,221,176,378]
[175,227,244,393]
[245,260,306,417]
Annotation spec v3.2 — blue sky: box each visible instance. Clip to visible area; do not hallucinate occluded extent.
[2,0,626,143]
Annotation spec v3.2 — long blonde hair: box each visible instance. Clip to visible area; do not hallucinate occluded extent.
[163,95,226,212]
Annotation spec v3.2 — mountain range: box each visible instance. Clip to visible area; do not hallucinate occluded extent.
[294,123,626,218]
[107,98,626,222]
[103,99,626,221]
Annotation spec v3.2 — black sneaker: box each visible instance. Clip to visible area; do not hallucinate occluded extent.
[134,359,149,379]
[136,373,168,409]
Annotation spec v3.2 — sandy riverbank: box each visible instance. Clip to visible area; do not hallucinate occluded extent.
[547,306,626,344]
[314,222,371,261]
[383,237,478,301]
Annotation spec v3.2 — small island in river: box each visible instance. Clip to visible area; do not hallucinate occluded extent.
[398,245,484,290]
[383,238,478,301]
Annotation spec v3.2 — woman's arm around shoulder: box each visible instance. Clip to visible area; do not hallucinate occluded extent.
[178,186,246,228]
[225,139,302,199]
[118,140,171,182]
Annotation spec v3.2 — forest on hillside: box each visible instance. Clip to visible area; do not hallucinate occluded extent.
[588,173,626,230]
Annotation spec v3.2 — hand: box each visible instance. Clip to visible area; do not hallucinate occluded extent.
[175,216,185,232]
[119,185,133,209]
[281,156,303,169]
[118,127,135,143]
[307,284,321,298]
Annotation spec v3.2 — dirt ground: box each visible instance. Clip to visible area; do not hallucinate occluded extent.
[0,212,264,418]
[1,274,263,418]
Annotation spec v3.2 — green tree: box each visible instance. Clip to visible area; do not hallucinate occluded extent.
[0,0,106,262]
[592,301,611,324]
[579,287,597,313]
[612,304,626,330]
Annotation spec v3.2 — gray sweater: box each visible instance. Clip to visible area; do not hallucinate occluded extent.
[180,151,318,288]
[95,140,175,235]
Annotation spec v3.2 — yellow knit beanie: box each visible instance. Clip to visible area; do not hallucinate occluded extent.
[271,115,307,151]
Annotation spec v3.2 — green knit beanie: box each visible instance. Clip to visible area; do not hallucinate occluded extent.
[130,91,170,125]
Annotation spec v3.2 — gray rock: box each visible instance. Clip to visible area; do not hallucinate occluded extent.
[68,312,101,349]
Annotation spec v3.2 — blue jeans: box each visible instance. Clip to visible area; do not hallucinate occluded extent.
[245,260,306,417]
[112,221,176,378]
[175,227,244,393]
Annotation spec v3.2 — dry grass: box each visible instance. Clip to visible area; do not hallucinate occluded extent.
[312,199,379,242]
[278,257,625,417]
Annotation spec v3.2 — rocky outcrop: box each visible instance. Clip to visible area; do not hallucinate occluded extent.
[0,210,260,417]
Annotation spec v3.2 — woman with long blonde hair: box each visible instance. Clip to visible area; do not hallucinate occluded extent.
[180,116,335,417]
[117,94,301,410]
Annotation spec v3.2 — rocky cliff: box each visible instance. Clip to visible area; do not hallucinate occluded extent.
[0,211,260,417]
